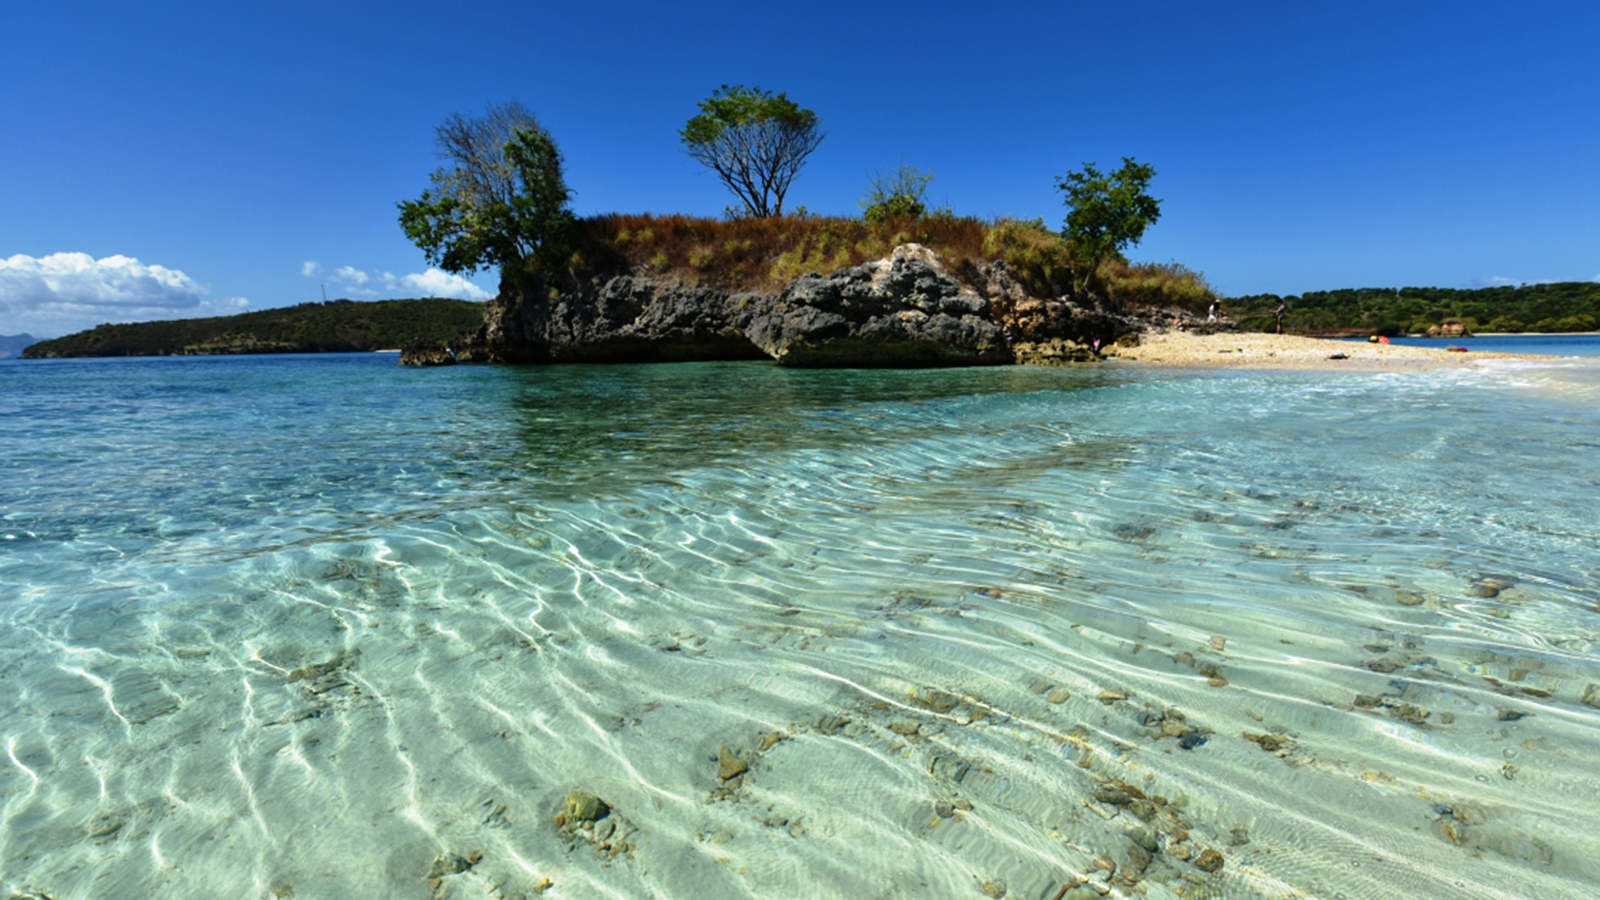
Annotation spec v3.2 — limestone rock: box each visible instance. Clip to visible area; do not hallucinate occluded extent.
[399,338,457,367]
[447,244,1165,369]
[745,244,1009,367]
[453,273,767,364]
[1426,320,1472,337]
[1012,338,1099,365]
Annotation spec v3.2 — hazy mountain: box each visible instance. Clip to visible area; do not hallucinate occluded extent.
[0,334,38,359]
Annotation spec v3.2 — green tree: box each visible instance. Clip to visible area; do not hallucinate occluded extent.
[681,85,824,218]
[398,102,574,278]
[1055,157,1161,295]
[859,163,934,224]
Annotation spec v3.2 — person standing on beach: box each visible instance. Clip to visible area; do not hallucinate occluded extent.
[1208,301,1220,322]
[1275,300,1286,334]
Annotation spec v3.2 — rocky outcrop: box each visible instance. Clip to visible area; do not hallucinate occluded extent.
[1012,338,1103,365]
[399,337,457,367]
[451,277,766,364]
[978,259,1136,355]
[1426,320,1472,338]
[448,244,1157,368]
[745,245,1008,367]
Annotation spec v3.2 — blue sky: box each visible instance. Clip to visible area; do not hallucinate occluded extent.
[3,0,1596,338]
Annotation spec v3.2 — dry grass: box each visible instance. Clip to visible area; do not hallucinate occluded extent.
[1102,260,1216,314]
[569,213,993,291]
[557,214,1215,311]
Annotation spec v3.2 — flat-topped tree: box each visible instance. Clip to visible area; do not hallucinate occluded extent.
[1056,157,1161,298]
[681,85,824,218]
[398,101,574,279]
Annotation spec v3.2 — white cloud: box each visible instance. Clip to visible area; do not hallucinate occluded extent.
[383,268,492,300]
[1469,275,1566,289]
[313,261,493,302]
[300,260,323,277]
[333,265,370,286]
[0,252,248,338]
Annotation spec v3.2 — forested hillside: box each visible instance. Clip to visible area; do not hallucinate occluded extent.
[1228,282,1600,335]
[21,298,485,358]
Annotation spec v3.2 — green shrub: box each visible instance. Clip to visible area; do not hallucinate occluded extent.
[864,194,926,225]
[861,164,934,225]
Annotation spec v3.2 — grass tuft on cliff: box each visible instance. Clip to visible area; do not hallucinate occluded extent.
[549,213,1216,313]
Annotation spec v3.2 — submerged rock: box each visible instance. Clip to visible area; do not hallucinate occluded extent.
[426,853,472,879]
[717,746,749,781]
[561,790,610,822]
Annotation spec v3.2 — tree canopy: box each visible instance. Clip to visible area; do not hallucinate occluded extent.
[398,102,574,278]
[680,85,824,218]
[1056,157,1161,295]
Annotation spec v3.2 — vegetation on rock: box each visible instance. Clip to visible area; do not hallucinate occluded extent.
[680,85,824,218]
[545,212,1215,314]
[397,101,575,278]
[21,299,485,358]
[860,164,935,225]
[1056,157,1162,297]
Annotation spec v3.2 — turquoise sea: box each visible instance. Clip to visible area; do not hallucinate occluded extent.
[1346,334,1600,356]
[4,342,1600,899]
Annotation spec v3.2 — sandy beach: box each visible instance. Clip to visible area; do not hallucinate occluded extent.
[1103,329,1539,369]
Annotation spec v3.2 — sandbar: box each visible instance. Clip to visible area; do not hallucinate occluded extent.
[1103,330,1539,369]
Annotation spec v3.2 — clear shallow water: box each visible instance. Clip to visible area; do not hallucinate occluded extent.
[3,350,1600,900]
[1345,333,1600,356]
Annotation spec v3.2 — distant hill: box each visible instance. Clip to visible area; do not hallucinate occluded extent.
[20,299,485,359]
[1,333,37,359]
[1228,281,1600,335]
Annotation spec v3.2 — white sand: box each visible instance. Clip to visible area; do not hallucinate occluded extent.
[1102,330,1539,369]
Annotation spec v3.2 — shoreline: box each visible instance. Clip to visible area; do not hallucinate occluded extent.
[1303,330,1600,338]
[1101,330,1553,370]
[1441,330,1600,337]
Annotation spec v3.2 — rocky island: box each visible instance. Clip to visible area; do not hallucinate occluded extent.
[402,236,1183,370]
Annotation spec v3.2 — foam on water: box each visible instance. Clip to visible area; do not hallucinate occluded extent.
[3,352,1599,899]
